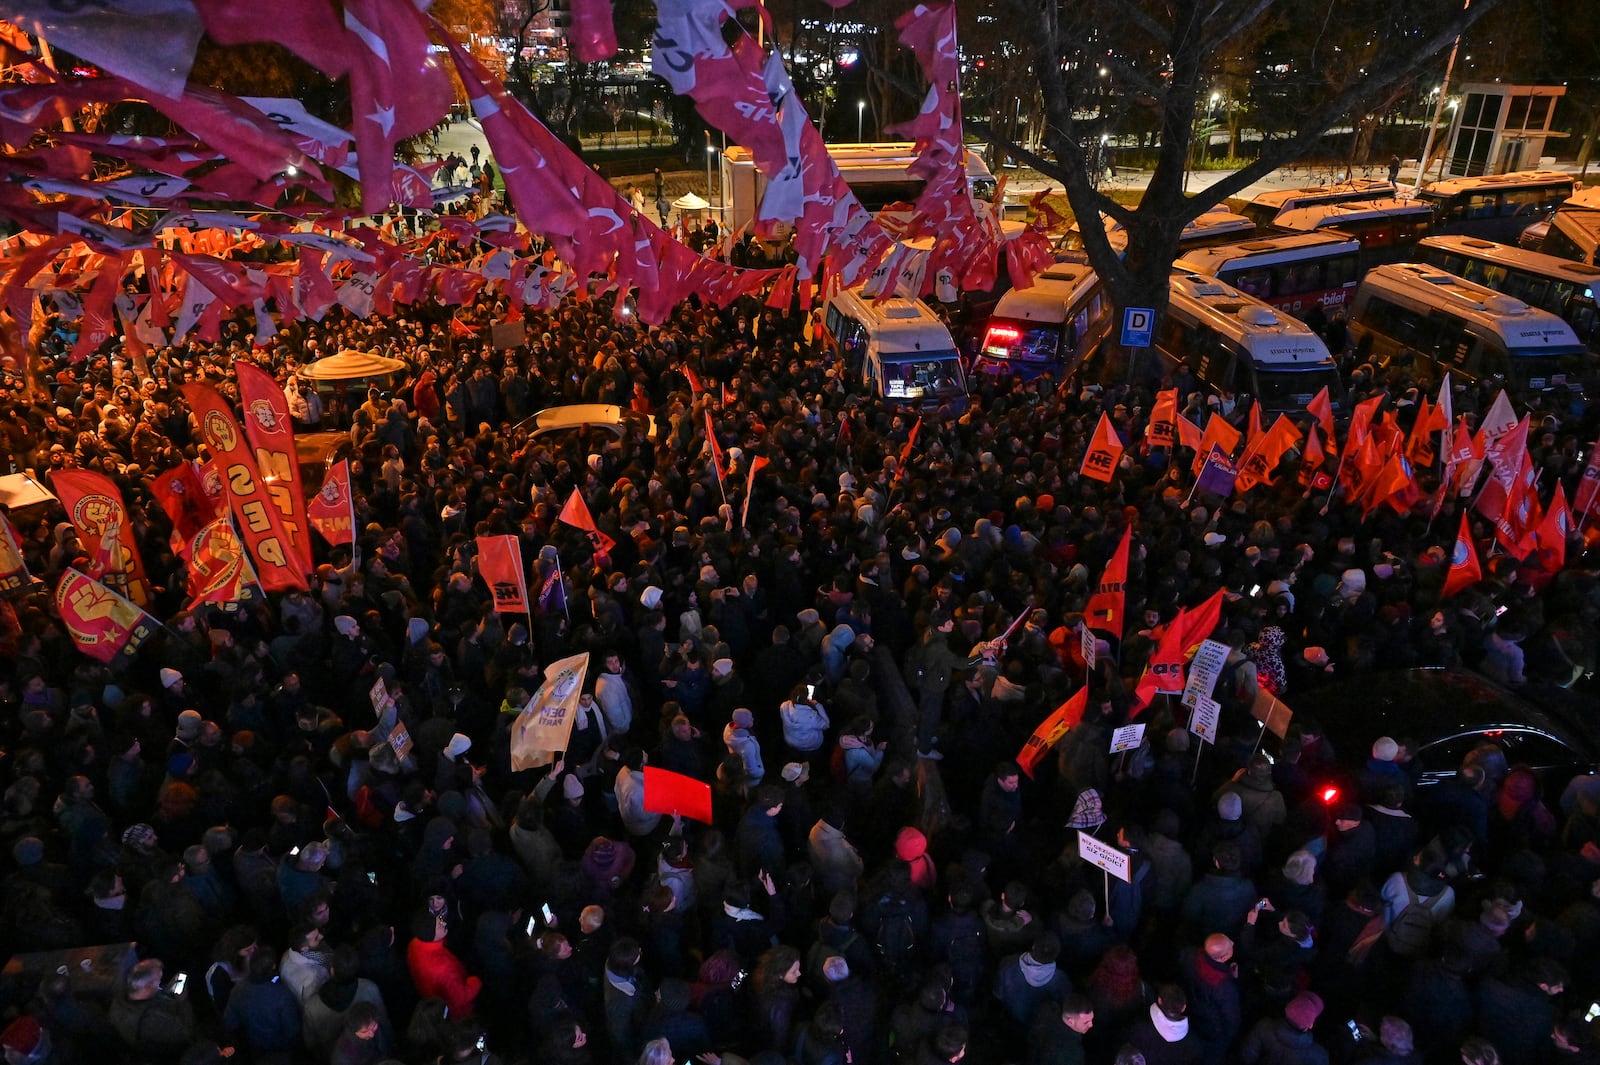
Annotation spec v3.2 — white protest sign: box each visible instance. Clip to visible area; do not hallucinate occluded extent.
[369,678,389,711]
[1182,639,1231,709]
[1109,722,1146,753]
[1077,832,1131,882]
[1188,694,1220,746]
[1081,626,1097,671]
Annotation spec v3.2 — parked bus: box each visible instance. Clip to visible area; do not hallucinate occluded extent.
[1149,273,1344,414]
[721,142,997,236]
[1271,198,1433,270]
[1173,231,1362,318]
[1348,263,1590,402]
[1238,178,1397,227]
[1535,186,1600,267]
[1416,235,1600,352]
[975,261,1111,379]
[1104,207,1257,257]
[822,288,968,409]
[1416,170,1576,243]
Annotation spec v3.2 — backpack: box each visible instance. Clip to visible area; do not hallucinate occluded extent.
[943,923,987,997]
[1384,879,1446,957]
[872,892,919,976]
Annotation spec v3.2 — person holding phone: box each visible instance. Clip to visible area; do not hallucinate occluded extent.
[779,681,830,768]
[108,959,197,1063]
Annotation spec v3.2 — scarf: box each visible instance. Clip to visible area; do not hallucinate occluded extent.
[723,902,763,922]
[1248,626,1288,695]
[605,967,636,997]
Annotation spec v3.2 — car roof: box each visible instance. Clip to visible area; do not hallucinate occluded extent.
[1288,667,1598,762]
[519,404,656,439]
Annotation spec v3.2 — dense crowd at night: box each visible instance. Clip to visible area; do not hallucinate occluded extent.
[1,206,1600,1065]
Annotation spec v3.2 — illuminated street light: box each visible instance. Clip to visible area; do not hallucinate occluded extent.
[858,99,866,142]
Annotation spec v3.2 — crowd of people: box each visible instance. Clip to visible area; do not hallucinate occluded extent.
[0,251,1598,1065]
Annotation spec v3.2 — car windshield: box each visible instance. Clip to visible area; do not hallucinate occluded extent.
[1254,366,1343,411]
[884,355,966,399]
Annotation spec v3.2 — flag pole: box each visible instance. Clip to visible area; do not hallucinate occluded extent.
[554,549,571,624]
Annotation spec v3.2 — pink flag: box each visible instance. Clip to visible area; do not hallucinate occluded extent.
[570,0,620,62]
[194,0,352,80]
[7,0,203,99]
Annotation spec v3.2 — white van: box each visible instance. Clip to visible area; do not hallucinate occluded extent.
[976,261,1110,380]
[822,289,968,408]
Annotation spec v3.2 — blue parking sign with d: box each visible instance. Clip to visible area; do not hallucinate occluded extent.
[1121,307,1155,348]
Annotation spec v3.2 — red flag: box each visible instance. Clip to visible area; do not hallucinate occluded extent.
[307,459,357,546]
[1080,412,1125,484]
[568,0,619,61]
[150,462,217,549]
[194,0,351,79]
[449,315,478,339]
[642,766,713,824]
[1575,436,1600,525]
[1306,386,1336,445]
[1346,395,1383,451]
[49,469,154,607]
[1236,415,1303,494]
[1340,435,1383,504]
[342,0,454,213]
[1175,414,1203,452]
[741,454,772,529]
[236,362,313,571]
[0,515,34,598]
[1366,451,1420,517]
[684,365,705,395]
[704,411,726,486]
[1147,389,1178,448]
[1131,589,1225,717]
[1532,483,1573,574]
[1449,420,1487,498]
[476,535,530,614]
[187,517,260,611]
[1491,451,1540,556]
[1442,511,1482,599]
[558,489,617,557]
[1017,688,1088,779]
[182,383,308,592]
[1406,397,1447,468]
[1298,426,1327,489]
[54,569,158,665]
[1084,527,1131,638]
[1246,401,1265,450]
[1477,415,1530,523]
[895,417,923,482]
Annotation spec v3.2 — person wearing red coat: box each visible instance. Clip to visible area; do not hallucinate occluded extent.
[406,911,482,1018]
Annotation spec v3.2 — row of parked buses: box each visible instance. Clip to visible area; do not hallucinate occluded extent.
[814,170,1595,415]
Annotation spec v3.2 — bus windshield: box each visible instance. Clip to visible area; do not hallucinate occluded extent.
[1253,366,1345,411]
[884,354,966,399]
[980,319,1061,364]
[1504,348,1590,394]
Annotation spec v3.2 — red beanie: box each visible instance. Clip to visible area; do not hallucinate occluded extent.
[1,1016,40,1055]
[894,826,927,861]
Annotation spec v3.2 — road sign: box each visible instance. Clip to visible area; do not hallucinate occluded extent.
[1121,307,1155,348]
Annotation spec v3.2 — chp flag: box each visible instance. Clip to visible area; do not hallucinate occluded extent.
[510,652,591,771]
[476,535,530,614]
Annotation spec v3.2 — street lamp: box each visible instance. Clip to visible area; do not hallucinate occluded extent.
[857,99,865,142]
[705,142,716,216]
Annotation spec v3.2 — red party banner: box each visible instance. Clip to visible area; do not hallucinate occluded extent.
[235,362,313,570]
[48,468,154,607]
[642,766,713,824]
[307,459,356,546]
[1017,688,1088,779]
[476,534,529,614]
[1442,511,1483,599]
[182,383,308,592]
[55,569,158,665]
[151,461,219,549]
[187,516,260,611]
[0,515,36,598]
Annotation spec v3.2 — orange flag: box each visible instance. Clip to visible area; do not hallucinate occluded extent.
[559,489,617,556]
[1532,483,1573,574]
[1406,397,1447,468]
[1345,395,1384,451]
[1176,413,1203,452]
[1340,435,1383,504]
[1236,415,1303,494]
[1084,527,1132,638]
[1365,451,1420,517]
[476,534,530,614]
[1080,412,1125,483]
[1131,589,1225,717]
[1441,511,1482,599]
[1298,426,1328,489]
[1147,389,1178,448]
[1306,386,1336,445]
[1017,688,1089,778]
[1190,413,1242,474]
[1246,401,1265,450]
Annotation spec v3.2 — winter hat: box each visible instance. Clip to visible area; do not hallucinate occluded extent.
[445,733,472,758]
[712,658,734,677]
[640,586,663,609]
[895,827,928,861]
[1218,792,1243,822]
[11,836,44,866]
[121,823,159,850]
[562,775,585,800]
[160,667,184,689]
[0,1016,41,1055]
[1302,646,1331,666]
[797,608,821,627]
[176,709,204,738]
[1337,569,1366,596]
[1285,991,1323,1031]
[1371,737,1399,762]
[407,617,431,646]
[1203,532,1227,547]
[1068,788,1106,830]
[731,708,755,729]
[781,763,807,783]
[334,615,360,636]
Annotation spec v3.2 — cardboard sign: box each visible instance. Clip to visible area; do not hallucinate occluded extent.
[1081,625,1097,671]
[1109,722,1146,753]
[1188,694,1220,746]
[369,678,390,712]
[490,319,527,349]
[1078,832,1131,882]
[387,722,414,761]
[1182,639,1231,709]
[1251,687,1294,739]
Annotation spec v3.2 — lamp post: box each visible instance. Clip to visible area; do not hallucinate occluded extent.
[706,141,715,212]
[857,99,865,142]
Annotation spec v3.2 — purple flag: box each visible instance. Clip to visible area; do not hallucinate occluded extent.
[1195,445,1239,499]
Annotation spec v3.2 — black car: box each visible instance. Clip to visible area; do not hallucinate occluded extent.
[1275,667,1600,797]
